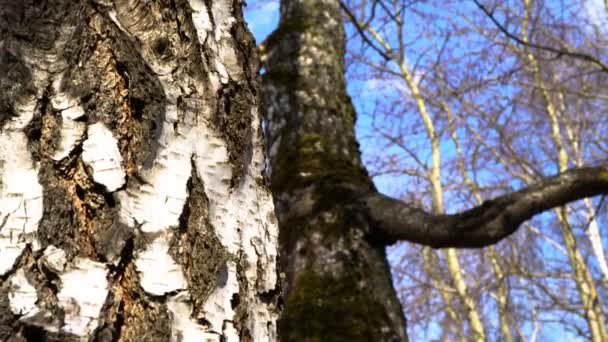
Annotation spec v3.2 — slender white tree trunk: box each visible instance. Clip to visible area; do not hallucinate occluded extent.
[583,198,608,286]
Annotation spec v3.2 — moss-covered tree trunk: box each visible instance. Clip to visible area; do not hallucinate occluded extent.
[262,1,408,340]
[0,0,280,340]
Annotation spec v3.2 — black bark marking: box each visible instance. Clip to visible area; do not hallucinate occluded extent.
[0,50,35,129]
[36,164,79,257]
[170,161,228,318]
[214,80,254,186]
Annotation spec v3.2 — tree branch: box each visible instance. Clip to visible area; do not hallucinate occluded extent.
[364,165,608,248]
[339,1,392,61]
[472,0,608,73]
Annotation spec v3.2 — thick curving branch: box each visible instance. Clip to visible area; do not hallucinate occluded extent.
[364,165,608,248]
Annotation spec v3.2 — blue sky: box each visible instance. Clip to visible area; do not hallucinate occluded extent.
[244,1,280,45]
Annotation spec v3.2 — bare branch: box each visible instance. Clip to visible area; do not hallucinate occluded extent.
[364,165,608,248]
[340,1,392,61]
[472,0,608,73]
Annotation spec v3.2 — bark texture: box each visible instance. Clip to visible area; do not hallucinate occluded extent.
[0,0,279,341]
[262,1,407,340]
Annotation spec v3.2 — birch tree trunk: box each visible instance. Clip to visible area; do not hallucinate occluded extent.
[262,1,408,340]
[0,1,279,341]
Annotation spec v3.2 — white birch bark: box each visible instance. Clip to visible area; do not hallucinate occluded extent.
[0,1,279,341]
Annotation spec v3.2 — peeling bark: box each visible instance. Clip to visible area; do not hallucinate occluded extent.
[0,0,279,340]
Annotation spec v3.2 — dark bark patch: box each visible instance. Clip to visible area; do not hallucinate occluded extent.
[23,95,63,163]
[211,8,260,187]
[214,80,253,187]
[0,287,17,338]
[0,49,35,129]
[62,10,164,174]
[39,110,63,161]
[119,281,172,342]
[18,325,80,342]
[270,132,372,202]
[152,37,171,58]
[234,255,253,342]
[20,325,46,341]
[19,252,66,338]
[0,248,75,342]
[106,261,172,342]
[38,157,121,261]
[0,264,25,341]
[96,246,143,342]
[170,164,228,318]
[36,164,79,258]
[91,215,133,263]
[94,290,125,342]
[23,110,44,162]
[122,301,172,341]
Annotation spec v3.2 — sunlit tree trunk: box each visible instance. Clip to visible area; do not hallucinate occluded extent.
[0,1,279,340]
[420,249,465,341]
[262,0,407,340]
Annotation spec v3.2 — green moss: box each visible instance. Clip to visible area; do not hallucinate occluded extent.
[271,132,371,194]
[272,126,374,250]
[279,271,389,341]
